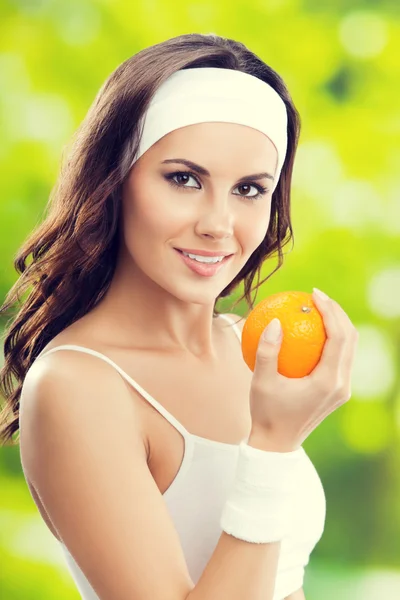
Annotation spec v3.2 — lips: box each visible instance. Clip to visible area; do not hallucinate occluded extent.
[174,247,233,277]
[175,248,225,262]
[175,248,234,258]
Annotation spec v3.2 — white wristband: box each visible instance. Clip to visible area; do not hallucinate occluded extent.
[220,441,304,543]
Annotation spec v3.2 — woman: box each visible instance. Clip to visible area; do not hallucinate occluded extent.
[0,33,358,599]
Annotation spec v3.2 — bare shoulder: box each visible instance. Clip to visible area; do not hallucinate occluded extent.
[23,344,136,409]
[19,348,194,599]
[20,348,147,472]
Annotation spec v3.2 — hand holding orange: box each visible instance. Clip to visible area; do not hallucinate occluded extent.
[241,290,327,378]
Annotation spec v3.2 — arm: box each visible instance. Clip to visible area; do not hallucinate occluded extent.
[227,314,307,600]
[285,588,306,599]
[20,350,283,600]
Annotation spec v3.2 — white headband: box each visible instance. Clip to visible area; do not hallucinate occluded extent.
[130,67,288,192]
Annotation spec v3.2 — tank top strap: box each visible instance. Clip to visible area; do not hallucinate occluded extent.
[34,345,190,439]
[218,313,242,342]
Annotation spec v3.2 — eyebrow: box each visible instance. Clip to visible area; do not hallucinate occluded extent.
[161,158,275,182]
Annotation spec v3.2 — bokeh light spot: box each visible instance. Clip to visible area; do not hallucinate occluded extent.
[329,180,383,230]
[12,93,74,145]
[293,140,344,200]
[339,11,388,59]
[351,324,394,399]
[367,267,400,319]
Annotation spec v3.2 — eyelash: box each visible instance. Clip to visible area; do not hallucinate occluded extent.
[164,170,269,202]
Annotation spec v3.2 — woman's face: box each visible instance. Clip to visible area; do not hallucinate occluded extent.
[119,122,278,305]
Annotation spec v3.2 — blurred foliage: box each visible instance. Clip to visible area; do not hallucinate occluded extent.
[1,0,400,598]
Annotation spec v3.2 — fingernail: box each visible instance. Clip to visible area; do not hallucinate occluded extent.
[262,318,282,343]
[313,287,329,301]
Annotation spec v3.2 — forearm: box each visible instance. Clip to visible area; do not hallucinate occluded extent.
[186,531,281,600]
[186,432,301,600]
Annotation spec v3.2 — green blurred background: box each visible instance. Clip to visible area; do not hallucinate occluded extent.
[1,0,399,598]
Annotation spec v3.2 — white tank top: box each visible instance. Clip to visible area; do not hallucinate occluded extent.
[36,314,326,600]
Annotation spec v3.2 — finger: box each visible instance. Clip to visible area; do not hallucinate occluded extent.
[338,324,359,394]
[309,292,346,384]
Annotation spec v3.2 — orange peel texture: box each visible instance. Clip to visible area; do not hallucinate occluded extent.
[241,291,327,378]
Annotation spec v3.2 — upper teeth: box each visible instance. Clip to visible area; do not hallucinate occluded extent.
[182,251,224,263]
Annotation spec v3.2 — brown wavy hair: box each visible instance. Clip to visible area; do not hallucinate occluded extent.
[0,32,301,446]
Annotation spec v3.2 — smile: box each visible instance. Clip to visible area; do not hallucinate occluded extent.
[174,248,233,277]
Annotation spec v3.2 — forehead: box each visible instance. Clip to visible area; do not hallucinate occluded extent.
[143,122,278,169]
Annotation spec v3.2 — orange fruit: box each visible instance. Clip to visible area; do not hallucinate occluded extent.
[241,290,327,378]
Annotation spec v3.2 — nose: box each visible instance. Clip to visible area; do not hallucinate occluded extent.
[194,199,235,241]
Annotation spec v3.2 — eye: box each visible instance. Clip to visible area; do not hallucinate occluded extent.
[164,170,269,202]
[166,172,200,189]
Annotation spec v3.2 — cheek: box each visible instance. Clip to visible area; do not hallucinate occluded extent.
[241,204,272,250]
[123,181,186,242]
[137,201,185,237]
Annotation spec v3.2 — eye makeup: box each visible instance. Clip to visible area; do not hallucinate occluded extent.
[163,170,269,202]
